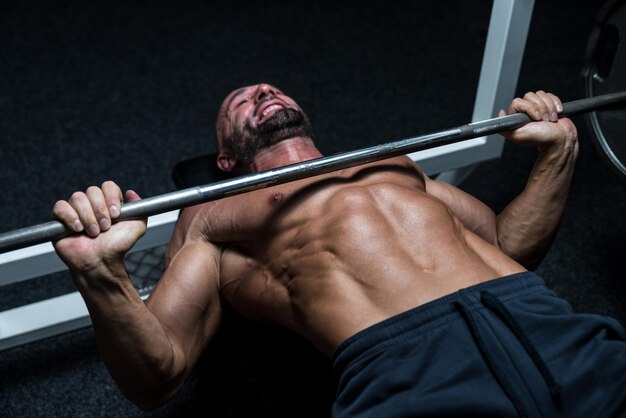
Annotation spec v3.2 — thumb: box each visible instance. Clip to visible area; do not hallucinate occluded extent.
[125,189,142,202]
[123,189,147,226]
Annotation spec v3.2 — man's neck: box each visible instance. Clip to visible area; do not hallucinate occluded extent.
[246,137,323,172]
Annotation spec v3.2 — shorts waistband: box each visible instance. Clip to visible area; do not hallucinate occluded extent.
[332,271,546,372]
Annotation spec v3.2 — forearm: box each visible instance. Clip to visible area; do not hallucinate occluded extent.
[71,262,185,410]
[496,138,578,269]
[51,183,204,409]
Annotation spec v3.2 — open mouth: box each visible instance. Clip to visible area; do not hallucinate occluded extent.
[256,98,289,123]
[261,104,284,120]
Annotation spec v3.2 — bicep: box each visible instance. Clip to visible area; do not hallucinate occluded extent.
[146,239,222,370]
[425,176,498,245]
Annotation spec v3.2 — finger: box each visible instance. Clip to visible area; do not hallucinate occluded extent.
[124,190,147,227]
[523,92,550,122]
[125,189,142,203]
[69,191,100,237]
[102,181,123,220]
[535,90,558,122]
[508,96,543,121]
[86,186,112,233]
[546,92,564,114]
[52,200,84,233]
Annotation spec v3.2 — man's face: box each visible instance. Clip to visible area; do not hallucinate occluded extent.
[216,84,315,166]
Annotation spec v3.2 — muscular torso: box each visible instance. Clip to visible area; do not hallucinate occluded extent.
[172,156,525,354]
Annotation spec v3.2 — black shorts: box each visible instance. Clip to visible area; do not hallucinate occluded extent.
[332,272,626,417]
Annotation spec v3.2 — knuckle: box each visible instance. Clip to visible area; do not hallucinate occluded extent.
[52,200,68,216]
[548,92,560,102]
[86,185,101,195]
[93,206,106,217]
[101,180,118,191]
[92,202,107,217]
[512,97,525,106]
[69,191,85,202]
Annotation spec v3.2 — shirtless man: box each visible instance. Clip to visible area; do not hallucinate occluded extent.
[52,84,626,416]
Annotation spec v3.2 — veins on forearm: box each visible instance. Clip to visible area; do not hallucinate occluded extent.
[496,143,577,268]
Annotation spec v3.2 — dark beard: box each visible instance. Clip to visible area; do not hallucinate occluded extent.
[223,107,315,162]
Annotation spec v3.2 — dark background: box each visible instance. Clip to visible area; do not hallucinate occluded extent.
[1,0,624,416]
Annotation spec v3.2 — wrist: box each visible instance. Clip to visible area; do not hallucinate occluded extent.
[529,136,578,189]
[537,118,579,155]
[537,133,579,159]
[70,251,125,276]
[70,256,130,292]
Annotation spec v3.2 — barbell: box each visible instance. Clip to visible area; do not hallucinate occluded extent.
[1,91,626,254]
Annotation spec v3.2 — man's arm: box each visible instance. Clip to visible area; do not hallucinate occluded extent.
[53,182,222,410]
[425,91,578,270]
[494,91,578,269]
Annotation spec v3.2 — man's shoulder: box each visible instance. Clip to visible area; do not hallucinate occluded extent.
[174,204,215,242]
[174,191,273,240]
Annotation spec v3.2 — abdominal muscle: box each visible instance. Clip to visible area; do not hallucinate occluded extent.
[218,165,525,355]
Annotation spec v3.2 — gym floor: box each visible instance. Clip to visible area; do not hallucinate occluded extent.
[1,0,623,417]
